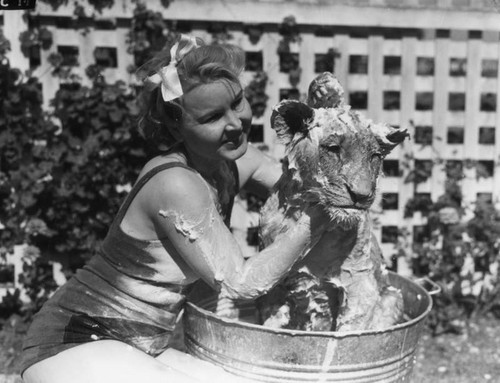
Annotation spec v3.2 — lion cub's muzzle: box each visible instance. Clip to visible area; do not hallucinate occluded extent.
[328,183,375,211]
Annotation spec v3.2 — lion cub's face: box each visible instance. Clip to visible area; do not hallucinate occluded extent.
[309,107,383,213]
[271,90,408,228]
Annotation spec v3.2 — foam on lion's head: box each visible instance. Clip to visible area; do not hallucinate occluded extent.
[270,72,409,227]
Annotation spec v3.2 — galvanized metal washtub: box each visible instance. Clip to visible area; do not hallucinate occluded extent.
[183,272,439,383]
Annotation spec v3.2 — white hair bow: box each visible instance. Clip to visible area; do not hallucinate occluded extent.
[146,35,199,102]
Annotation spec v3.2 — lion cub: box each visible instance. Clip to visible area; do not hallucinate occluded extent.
[257,72,408,332]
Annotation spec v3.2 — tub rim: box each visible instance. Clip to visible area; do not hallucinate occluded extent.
[184,271,433,339]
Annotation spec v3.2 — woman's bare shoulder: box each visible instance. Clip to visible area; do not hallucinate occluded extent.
[138,152,189,178]
[136,154,211,214]
[121,154,211,240]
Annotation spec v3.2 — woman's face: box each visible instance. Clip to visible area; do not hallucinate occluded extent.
[179,80,252,164]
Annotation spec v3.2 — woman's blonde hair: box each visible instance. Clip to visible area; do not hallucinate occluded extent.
[137,35,246,152]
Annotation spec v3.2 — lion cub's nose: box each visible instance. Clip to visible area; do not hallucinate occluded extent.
[346,182,372,204]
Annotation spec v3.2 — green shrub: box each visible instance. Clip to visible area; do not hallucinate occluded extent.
[0,56,148,320]
[405,181,500,334]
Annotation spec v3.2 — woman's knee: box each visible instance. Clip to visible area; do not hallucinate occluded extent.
[21,341,201,383]
[156,348,255,383]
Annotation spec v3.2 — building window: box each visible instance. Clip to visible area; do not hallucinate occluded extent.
[384,56,401,75]
[413,224,430,244]
[416,92,433,110]
[382,193,399,210]
[279,88,300,101]
[477,160,494,179]
[315,49,336,73]
[94,47,117,68]
[480,93,497,112]
[0,264,15,285]
[447,126,464,144]
[29,45,41,68]
[381,226,399,243]
[279,53,299,73]
[481,59,498,78]
[414,159,433,182]
[57,45,79,66]
[246,51,263,72]
[383,160,400,177]
[449,58,467,76]
[446,160,464,179]
[349,91,368,109]
[416,57,434,76]
[479,127,495,144]
[383,91,400,110]
[448,92,465,111]
[414,126,433,145]
[405,193,432,217]
[349,55,368,74]
[248,124,264,143]
[412,193,432,216]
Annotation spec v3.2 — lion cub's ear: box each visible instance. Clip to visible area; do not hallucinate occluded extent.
[307,72,345,109]
[271,100,314,145]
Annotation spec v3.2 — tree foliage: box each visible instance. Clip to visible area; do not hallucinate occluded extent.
[403,159,500,334]
[0,32,149,320]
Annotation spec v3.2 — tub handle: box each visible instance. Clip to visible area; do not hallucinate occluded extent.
[415,276,441,296]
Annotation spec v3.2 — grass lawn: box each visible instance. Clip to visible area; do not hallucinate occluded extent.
[0,315,25,382]
[413,315,500,383]
[1,314,499,382]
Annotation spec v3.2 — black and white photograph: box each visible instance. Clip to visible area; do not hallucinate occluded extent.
[1,1,500,382]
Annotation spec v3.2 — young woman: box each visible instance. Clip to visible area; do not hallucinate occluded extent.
[21,34,330,383]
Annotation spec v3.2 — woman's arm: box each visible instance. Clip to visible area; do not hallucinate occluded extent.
[147,167,327,300]
[236,144,282,198]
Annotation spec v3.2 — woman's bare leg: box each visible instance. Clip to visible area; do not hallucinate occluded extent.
[22,340,203,383]
[156,348,255,383]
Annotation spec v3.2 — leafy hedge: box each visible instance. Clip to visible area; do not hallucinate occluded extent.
[403,163,500,334]
[0,53,149,318]
[0,2,160,319]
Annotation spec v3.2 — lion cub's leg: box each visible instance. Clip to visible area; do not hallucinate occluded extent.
[258,268,342,331]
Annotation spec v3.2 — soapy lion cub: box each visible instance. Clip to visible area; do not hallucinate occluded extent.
[257,72,409,332]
